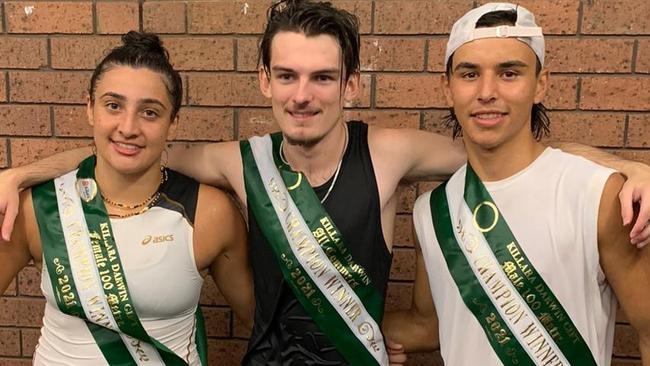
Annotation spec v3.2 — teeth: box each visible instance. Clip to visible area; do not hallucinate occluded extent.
[475,113,502,119]
[114,142,139,150]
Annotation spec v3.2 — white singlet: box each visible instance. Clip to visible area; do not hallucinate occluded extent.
[413,148,617,366]
[34,172,204,365]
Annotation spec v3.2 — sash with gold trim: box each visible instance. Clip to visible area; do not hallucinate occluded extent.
[32,156,208,366]
[429,164,597,365]
[241,133,389,365]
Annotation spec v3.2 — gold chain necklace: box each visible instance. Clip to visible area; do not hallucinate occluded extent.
[279,127,348,204]
[103,169,167,218]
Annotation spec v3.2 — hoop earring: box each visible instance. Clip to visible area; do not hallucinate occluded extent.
[92,144,97,156]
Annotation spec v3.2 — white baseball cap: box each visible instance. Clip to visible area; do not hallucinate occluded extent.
[444,2,545,69]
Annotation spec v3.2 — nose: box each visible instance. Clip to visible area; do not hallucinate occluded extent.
[477,73,497,104]
[292,77,313,106]
[118,112,139,138]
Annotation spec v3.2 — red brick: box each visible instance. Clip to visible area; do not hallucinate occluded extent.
[2,277,16,295]
[331,1,372,34]
[0,140,8,168]
[237,37,261,72]
[477,0,579,35]
[97,2,139,35]
[580,77,650,111]
[164,37,234,71]
[627,114,650,148]
[615,150,650,166]
[199,275,227,306]
[10,138,91,166]
[343,110,420,130]
[53,106,92,137]
[613,323,640,357]
[375,1,473,35]
[0,37,46,69]
[143,1,186,34]
[0,297,45,327]
[0,73,6,102]
[0,328,20,356]
[376,74,446,108]
[385,282,413,311]
[361,38,425,72]
[423,110,455,137]
[546,111,625,147]
[187,74,268,107]
[238,108,277,139]
[176,107,234,142]
[637,40,650,74]
[51,36,119,70]
[345,74,371,108]
[427,38,447,72]
[20,328,40,357]
[397,183,418,214]
[188,1,268,35]
[201,306,230,337]
[207,339,247,365]
[5,2,92,34]
[418,181,443,196]
[0,105,51,136]
[582,0,650,35]
[544,75,577,110]
[0,359,31,366]
[17,266,40,296]
[393,214,414,248]
[545,39,633,73]
[9,71,89,104]
[389,248,416,281]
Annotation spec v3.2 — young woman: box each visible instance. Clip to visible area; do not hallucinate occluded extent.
[0,32,253,365]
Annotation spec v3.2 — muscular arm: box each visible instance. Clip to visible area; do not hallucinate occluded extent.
[383,235,439,353]
[0,147,92,240]
[597,174,650,363]
[553,142,650,246]
[193,185,253,329]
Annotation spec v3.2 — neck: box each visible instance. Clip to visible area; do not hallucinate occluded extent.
[94,159,163,207]
[282,122,348,186]
[465,136,545,182]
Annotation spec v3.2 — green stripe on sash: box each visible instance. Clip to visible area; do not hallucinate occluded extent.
[33,156,208,366]
[463,165,597,365]
[241,137,386,365]
[430,183,535,365]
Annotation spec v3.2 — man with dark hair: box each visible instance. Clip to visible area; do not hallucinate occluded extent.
[1,1,650,365]
[383,3,650,365]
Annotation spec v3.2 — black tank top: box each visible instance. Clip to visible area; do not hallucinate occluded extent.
[243,121,393,365]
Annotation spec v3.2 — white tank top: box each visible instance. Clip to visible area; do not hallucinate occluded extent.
[35,200,204,365]
[413,148,617,366]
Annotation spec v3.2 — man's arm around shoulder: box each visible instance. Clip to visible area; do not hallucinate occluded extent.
[598,173,650,363]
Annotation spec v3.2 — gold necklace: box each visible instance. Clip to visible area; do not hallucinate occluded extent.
[103,169,167,216]
[279,127,348,204]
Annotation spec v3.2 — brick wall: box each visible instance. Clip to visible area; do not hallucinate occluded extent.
[0,0,648,365]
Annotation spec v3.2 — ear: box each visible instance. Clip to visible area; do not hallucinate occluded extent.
[259,66,272,98]
[343,71,360,102]
[534,68,550,104]
[167,114,179,141]
[86,95,94,126]
[441,73,454,107]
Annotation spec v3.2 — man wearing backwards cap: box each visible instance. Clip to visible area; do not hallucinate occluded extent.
[383,3,650,365]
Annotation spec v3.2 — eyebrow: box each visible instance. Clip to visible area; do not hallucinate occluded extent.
[100,92,167,109]
[271,66,341,75]
[454,60,529,73]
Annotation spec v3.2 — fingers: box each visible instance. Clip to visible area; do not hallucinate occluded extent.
[631,222,650,249]
[630,196,650,238]
[618,185,634,226]
[1,204,17,242]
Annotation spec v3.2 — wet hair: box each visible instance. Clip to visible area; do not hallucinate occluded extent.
[88,31,182,120]
[442,9,550,140]
[259,0,360,82]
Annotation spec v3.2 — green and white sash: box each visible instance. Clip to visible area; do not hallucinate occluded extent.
[32,156,207,366]
[241,134,388,365]
[429,164,597,366]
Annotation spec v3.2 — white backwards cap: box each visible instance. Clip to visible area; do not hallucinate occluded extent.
[445,2,545,69]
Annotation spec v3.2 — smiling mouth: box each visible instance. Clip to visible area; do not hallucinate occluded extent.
[472,112,506,119]
[111,140,142,155]
[288,110,320,119]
